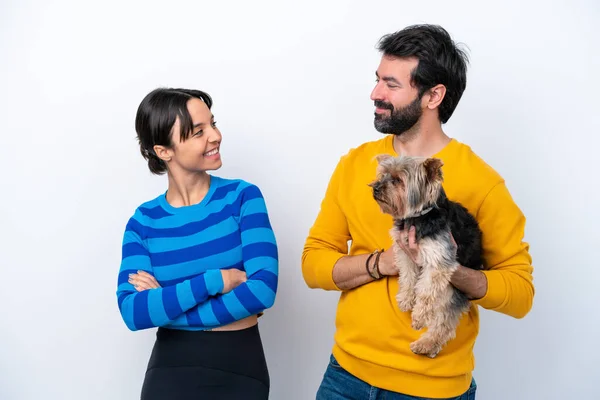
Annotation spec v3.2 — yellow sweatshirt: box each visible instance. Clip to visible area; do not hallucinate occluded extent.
[302,135,534,398]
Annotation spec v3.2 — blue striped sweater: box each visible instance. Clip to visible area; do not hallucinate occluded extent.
[116,176,278,331]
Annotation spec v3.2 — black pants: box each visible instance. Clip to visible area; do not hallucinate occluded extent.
[140,324,270,400]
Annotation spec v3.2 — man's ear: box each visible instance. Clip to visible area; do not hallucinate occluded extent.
[424,84,447,112]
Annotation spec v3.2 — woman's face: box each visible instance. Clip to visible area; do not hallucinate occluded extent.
[156,98,222,174]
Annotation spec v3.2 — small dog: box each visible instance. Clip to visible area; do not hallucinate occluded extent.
[369,154,483,358]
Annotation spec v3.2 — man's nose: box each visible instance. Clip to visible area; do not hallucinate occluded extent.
[370,82,384,101]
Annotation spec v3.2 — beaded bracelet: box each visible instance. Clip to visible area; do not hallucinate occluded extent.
[365,251,376,278]
[365,249,384,280]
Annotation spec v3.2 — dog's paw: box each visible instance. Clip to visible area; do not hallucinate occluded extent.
[410,340,440,358]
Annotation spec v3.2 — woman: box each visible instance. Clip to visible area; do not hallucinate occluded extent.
[116,88,278,399]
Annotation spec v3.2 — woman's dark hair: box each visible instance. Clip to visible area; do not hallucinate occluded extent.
[377,24,469,124]
[135,88,213,174]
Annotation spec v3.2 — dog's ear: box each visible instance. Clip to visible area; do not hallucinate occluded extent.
[423,158,444,182]
[374,154,393,164]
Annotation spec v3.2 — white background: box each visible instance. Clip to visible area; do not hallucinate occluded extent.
[1,0,599,399]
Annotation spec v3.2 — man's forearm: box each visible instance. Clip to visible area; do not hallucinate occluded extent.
[333,252,487,298]
[333,250,396,290]
[451,265,488,299]
[332,254,376,290]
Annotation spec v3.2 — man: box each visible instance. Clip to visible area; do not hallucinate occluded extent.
[301,24,534,399]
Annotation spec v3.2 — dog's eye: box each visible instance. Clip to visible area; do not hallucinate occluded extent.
[391,178,404,187]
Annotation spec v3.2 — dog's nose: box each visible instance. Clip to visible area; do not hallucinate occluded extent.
[372,183,383,196]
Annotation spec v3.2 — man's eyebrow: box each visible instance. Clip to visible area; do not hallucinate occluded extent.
[382,76,401,85]
[376,72,401,85]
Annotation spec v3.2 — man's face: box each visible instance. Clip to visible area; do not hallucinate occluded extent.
[370,56,424,136]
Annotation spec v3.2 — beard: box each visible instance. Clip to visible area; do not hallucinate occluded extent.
[373,94,423,136]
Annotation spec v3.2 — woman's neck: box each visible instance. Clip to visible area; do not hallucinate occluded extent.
[165,170,212,208]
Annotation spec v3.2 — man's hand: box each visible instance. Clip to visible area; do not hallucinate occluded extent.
[129,270,161,292]
[377,247,399,276]
[396,225,422,265]
[395,225,486,299]
[396,225,459,266]
[221,269,247,293]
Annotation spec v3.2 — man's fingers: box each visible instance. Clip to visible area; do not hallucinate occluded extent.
[398,229,409,246]
[408,226,418,249]
[396,234,408,250]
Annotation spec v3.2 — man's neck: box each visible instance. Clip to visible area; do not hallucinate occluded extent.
[392,121,451,157]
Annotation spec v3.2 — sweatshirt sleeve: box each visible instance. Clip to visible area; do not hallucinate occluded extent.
[471,182,535,318]
[116,214,224,331]
[301,156,351,291]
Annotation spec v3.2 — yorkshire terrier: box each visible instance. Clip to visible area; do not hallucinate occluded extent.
[369,154,483,358]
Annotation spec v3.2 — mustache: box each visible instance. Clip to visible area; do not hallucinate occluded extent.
[374,100,394,111]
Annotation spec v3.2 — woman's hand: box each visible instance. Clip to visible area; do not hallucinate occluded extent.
[221,269,247,293]
[128,269,247,294]
[129,270,161,292]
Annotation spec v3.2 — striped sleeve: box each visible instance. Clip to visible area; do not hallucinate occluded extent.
[116,213,225,331]
[166,184,279,328]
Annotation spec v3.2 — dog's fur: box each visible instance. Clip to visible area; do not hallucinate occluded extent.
[369,154,483,358]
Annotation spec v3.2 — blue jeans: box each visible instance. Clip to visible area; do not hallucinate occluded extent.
[316,354,477,400]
